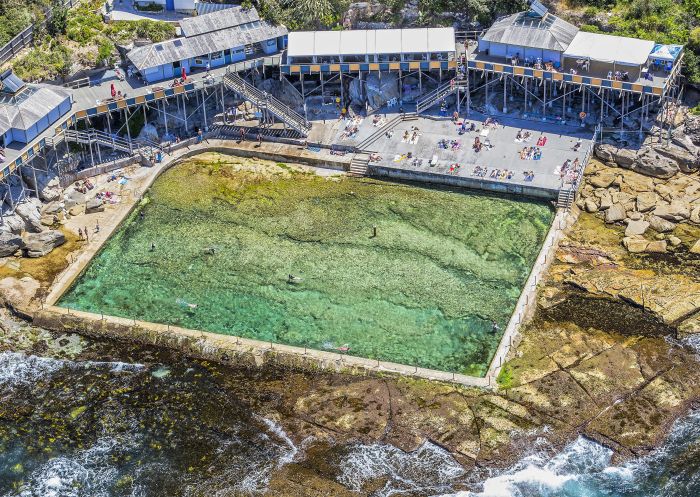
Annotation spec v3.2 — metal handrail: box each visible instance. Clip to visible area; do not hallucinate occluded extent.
[223,72,310,133]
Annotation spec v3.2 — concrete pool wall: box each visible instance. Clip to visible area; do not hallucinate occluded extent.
[35,138,570,388]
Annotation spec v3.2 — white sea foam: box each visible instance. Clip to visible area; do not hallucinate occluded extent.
[0,351,146,388]
[0,352,66,385]
[7,436,129,497]
[260,417,299,467]
[338,440,465,497]
[432,412,700,497]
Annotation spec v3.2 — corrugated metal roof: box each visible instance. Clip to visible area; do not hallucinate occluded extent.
[180,5,260,37]
[287,28,455,57]
[0,84,72,135]
[481,12,578,52]
[195,2,239,16]
[128,21,286,70]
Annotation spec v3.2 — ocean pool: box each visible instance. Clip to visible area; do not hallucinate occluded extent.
[59,153,553,376]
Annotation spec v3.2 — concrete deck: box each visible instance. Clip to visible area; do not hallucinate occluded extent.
[312,111,593,198]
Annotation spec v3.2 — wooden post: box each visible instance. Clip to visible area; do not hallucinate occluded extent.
[124,108,132,143]
[202,89,208,131]
[183,94,188,133]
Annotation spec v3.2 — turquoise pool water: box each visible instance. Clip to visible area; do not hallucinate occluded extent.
[59,154,553,375]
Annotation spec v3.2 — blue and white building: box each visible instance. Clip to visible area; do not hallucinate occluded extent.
[127,6,288,83]
[0,70,72,147]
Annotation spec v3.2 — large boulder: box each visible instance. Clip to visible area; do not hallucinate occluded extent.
[645,240,667,253]
[0,214,27,234]
[618,170,655,193]
[594,144,636,167]
[0,232,24,257]
[652,200,690,222]
[683,114,700,147]
[348,78,365,109]
[653,145,700,174]
[634,149,680,179]
[584,198,598,213]
[23,230,65,258]
[137,122,160,143]
[605,203,626,223]
[588,169,618,188]
[365,72,400,110]
[690,239,700,254]
[623,236,648,253]
[42,201,64,216]
[691,205,700,224]
[15,198,44,233]
[625,219,649,236]
[636,192,658,212]
[64,190,86,210]
[647,214,676,233]
[20,168,61,202]
[85,198,105,214]
[594,144,679,179]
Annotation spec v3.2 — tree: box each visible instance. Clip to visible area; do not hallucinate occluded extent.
[291,0,333,28]
[47,0,68,37]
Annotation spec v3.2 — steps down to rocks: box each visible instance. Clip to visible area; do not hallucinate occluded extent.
[348,154,370,177]
[557,188,576,209]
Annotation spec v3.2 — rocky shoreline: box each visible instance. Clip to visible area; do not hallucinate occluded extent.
[0,113,699,491]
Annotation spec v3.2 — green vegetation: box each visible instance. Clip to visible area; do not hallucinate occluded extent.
[11,38,71,80]
[0,0,50,46]
[496,363,515,389]
[134,3,164,12]
[8,0,175,81]
[259,0,351,29]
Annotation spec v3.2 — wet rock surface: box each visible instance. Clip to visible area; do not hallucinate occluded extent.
[23,230,66,258]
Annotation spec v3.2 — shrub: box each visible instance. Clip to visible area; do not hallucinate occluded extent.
[47,0,68,37]
[12,41,72,81]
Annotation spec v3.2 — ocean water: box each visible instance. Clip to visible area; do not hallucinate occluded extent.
[439,410,700,497]
[59,155,553,375]
[0,351,298,497]
[1,349,700,497]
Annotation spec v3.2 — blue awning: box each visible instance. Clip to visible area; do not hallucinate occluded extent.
[649,44,683,62]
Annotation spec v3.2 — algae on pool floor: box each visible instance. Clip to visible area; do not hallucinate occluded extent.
[59,153,554,376]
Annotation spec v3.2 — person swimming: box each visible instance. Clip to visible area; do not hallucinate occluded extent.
[176,298,197,309]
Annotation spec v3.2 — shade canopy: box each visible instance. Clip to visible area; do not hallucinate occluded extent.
[480,12,578,52]
[649,44,683,62]
[286,28,455,57]
[563,31,655,66]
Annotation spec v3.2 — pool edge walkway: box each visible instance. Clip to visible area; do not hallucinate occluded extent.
[30,139,567,390]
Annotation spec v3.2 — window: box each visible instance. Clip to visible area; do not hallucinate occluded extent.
[195,58,204,65]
